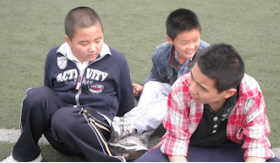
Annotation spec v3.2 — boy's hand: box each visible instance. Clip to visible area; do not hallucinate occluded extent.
[245,157,266,162]
[168,155,187,162]
[132,83,143,97]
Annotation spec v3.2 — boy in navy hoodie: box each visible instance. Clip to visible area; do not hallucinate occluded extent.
[2,6,134,162]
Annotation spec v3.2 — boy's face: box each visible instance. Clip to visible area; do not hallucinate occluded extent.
[188,63,236,109]
[65,23,104,63]
[167,29,200,60]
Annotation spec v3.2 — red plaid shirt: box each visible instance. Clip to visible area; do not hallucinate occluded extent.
[157,73,274,160]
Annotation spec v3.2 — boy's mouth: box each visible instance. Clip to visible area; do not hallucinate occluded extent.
[186,51,194,55]
[190,93,198,100]
[185,49,197,55]
[89,53,98,58]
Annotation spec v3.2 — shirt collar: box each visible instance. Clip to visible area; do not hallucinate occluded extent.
[57,42,111,63]
[204,85,240,121]
[221,85,240,121]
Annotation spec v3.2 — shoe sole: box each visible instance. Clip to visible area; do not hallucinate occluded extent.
[114,146,148,162]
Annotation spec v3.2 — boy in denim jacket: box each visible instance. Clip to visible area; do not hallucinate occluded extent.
[110,8,209,161]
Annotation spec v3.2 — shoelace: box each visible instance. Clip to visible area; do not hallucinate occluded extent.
[119,123,135,137]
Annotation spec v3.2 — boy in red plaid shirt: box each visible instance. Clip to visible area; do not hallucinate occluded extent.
[136,43,280,162]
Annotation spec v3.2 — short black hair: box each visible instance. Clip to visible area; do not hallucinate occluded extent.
[166,8,201,40]
[197,43,245,93]
[65,6,103,40]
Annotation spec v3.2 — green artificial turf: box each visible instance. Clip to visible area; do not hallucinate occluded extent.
[0,0,280,161]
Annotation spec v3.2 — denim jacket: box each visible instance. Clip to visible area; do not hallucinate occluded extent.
[143,40,209,86]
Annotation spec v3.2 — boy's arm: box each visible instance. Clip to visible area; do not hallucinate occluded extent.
[44,56,52,88]
[143,48,167,84]
[44,46,58,88]
[241,91,274,160]
[160,76,197,157]
[116,58,134,116]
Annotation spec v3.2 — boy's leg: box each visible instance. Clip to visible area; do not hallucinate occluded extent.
[135,147,169,162]
[126,81,171,128]
[187,143,280,162]
[136,81,171,107]
[11,86,67,161]
[43,127,85,157]
[110,81,170,161]
[186,143,245,162]
[267,157,280,162]
[51,107,125,162]
[136,144,280,162]
[135,143,244,162]
[126,81,170,144]
[112,81,170,141]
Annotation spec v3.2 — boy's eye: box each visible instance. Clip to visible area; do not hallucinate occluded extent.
[80,42,88,46]
[200,85,207,91]
[95,38,102,43]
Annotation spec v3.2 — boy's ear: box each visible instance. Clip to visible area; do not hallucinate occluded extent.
[65,35,72,47]
[166,35,174,45]
[223,88,237,99]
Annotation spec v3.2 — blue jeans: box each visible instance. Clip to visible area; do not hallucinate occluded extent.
[135,143,280,162]
[124,81,171,146]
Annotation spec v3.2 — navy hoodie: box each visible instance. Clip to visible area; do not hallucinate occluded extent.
[44,43,134,120]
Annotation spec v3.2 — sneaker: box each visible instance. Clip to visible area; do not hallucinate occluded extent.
[112,116,121,122]
[2,153,42,162]
[110,117,136,143]
[110,136,148,161]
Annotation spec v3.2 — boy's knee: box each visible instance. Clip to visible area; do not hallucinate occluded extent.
[143,81,161,89]
[136,147,167,162]
[52,107,77,132]
[133,157,147,163]
[145,81,170,88]
[133,155,157,163]
[144,81,171,94]
[24,86,56,104]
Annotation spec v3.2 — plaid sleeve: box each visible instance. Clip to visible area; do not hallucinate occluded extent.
[235,76,275,159]
[160,75,202,156]
[242,91,274,160]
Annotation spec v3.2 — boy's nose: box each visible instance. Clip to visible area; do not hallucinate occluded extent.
[89,44,97,52]
[189,83,198,95]
[187,43,195,49]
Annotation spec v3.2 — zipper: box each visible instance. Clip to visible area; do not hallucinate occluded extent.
[73,55,107,106]
[75,74,83,106]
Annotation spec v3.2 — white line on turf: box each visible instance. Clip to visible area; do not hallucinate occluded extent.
[0,128,49,145]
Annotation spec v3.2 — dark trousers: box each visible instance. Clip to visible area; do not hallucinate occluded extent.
[135,143,280,162]
[12,86,123,162]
